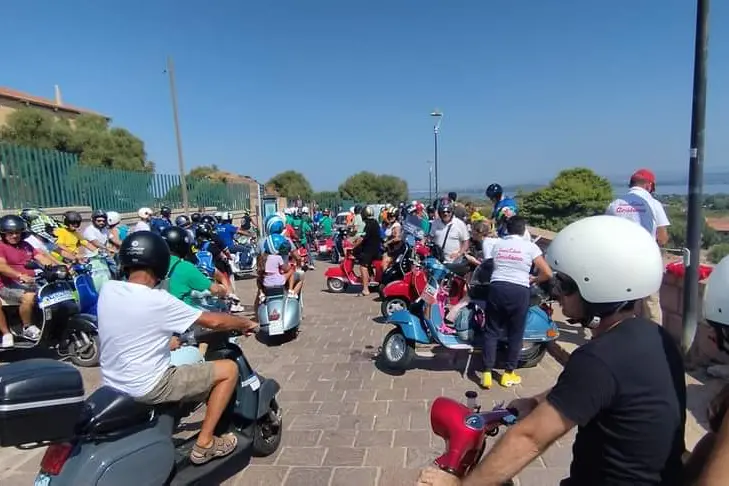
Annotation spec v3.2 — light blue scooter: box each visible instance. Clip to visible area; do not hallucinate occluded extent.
[257,286,303,342]
[378,257,559,374]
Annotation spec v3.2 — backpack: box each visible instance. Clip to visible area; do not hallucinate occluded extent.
[195,241,215,276]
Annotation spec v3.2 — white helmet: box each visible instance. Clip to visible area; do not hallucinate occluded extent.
[546,215,663,304]
[302,206,310,214]
[349,206,355,213]
[283,208,292,215]
[138,207,152,219]
[107,211,121,226]
[705,256,729,326]
[220,211,232,222]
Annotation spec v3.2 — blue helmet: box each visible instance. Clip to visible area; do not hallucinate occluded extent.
[264,234,288,255]
[265,214,285,235]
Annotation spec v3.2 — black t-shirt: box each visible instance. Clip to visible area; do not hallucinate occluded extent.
[360,219,382,255]
[547,317,686,486]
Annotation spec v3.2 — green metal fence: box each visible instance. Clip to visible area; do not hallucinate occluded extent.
[0,144,250,213]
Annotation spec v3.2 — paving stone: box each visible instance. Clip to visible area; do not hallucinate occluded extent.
[323,447,366,466]
[364,446,406,468]
[355,430,394,447]
[319,430,357,447]
[330,466,379,486]
[379,467,420,486]
[284,466,333,486]
[237,465,289,486]
[288,414,339,431]
[281,430,323,447]
[394,430,431,447]
[276,446,327,466]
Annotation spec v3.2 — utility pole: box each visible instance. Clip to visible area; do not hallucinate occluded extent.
[427,160,433,203]
[430,110,443,199]
[681,0,710,355]
[166,56,190,213]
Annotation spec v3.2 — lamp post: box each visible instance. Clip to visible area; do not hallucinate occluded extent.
[681,0,710,355]
[430,110,443,199]
[427,160,434,202]
[165,56,190,214]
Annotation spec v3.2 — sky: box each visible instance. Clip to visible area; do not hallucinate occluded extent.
[3,1,729,192]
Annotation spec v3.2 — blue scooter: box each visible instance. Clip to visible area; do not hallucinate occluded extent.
[378,257,559,374]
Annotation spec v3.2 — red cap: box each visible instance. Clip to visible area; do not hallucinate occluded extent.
[630,168,656,185]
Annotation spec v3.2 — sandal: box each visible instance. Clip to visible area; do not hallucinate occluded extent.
[190,433,238,465]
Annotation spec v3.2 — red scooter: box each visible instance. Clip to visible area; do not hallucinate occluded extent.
[429,391,518,484]
[325,253,384,293]
[380,260,469,319]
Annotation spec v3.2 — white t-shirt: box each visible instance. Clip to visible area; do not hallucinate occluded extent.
[429,217,469,263]
[24,235,48,252]
[606,187,670,239]
[385,221,401,239]
[98,280,203,397]
[490,235,543,288]
[133,221,151,233]
[481,237,499,259]
[82,225,109,256]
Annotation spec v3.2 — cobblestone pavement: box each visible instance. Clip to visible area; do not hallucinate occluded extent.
[0,261,573,485]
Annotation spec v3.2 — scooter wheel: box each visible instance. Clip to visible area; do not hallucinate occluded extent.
[380,297,409,319]
[379,328,415,371]
[252,398,283,457]
[326,278,346,293]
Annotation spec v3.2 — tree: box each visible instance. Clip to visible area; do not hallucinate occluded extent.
[520,168,613,232]
[338,172,408,203]
[0,108,153,172]
[665,206,724,250]
[189,164,222,180]
[709,243,729,264]
[267,171,313,200]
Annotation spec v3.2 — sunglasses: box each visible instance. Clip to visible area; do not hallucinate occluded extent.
[3,231,22,237]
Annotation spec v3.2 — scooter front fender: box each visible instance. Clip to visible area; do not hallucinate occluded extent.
[324,266,346,279]
[66,313,98,333]
[255,378,281,419]
[382,279,410,300]
[387,310,430,344]
[522,306,558,342]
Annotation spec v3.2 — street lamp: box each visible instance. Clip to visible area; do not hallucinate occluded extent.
[427,160,434,202]
[165,56,189,213]
[430,110,443,199]
[681,0,710,354]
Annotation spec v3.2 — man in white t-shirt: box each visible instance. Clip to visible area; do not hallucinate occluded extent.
[482,216,553,389]
[429,202,469,263]
[82,210,111,257]
[605,168,669,324]
[99,230,258,466]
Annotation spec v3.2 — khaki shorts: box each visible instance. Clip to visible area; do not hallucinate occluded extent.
[137,362,216,405]
[0,285,32,306]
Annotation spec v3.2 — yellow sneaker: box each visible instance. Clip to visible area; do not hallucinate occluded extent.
[499,372,522,388]
[480,371,493,389]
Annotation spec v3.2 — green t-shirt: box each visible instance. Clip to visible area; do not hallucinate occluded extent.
[421,218,431,235]
[299,220,312,244]
[167,255,212,306]
[320,216,333,236]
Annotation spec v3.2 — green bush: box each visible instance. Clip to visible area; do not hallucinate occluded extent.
[708,243,729,264]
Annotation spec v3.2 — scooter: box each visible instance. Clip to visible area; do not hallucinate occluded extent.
[0,327,282,486]
[379,240,431,290]
[316,233,335,258]
[231,235,258,279]
[257,286,303,341]
[380,258,467,319]
[378,257,558,373]
[0,264,99,367]
[71,262,101,316]
[430,391,518,484]
[331,227,352,264]
[324,253,384,293]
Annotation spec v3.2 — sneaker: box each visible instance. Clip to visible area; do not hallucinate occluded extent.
[230,304,246,313]
[499,371,522,388]
[288,291,298,299]
[1,333,13,348]
[480,371,493,389]
[22,325,41,341]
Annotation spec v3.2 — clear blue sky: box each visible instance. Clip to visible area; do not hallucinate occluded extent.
[3,1,729,191]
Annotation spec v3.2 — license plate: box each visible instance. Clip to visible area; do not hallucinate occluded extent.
[319,245,328,253]
[35,474,51,486]
[269,320,284,335]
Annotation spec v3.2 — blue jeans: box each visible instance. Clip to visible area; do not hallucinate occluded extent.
[482,281,531,372]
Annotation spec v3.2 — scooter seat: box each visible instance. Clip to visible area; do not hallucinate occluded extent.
[445,262,471,277]
[84,386,154,435]
[264,286,286,297]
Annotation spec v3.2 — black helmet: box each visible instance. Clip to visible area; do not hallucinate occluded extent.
[161,226,192,257]
[0,215,27,234]
[362,206,374,219]
[200,215,216,227]
[486,183,503,200]
[63,211,83,226]
[191,212,202,223]
[175,215,190,227]
[437,199,453,216]
[195,222,214,239]
[119,231,170,281]
[160,206,172,218]
[91,209,107,221]
[354,205,363,215]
